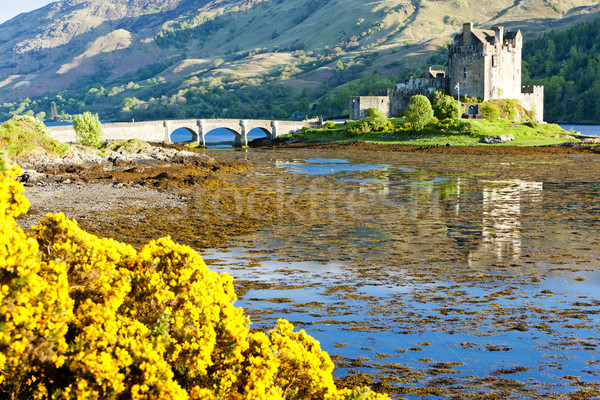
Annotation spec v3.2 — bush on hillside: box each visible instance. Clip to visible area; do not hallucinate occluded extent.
[0,115,67,158]
[0,166,389,400]
[480,102,500,121]
[323,121,336,129]
[74,112,103,148]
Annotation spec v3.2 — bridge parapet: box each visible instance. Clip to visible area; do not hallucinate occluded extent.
[48,117,322,146]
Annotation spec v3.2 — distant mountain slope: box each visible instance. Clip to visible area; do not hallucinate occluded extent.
[1,0,600,121]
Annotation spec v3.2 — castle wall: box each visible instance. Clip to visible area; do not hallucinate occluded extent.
[349,96,390,120]
[520,85,544,123]
[383,76,446,117]
[487,43,521,100]
[448,42,486,99]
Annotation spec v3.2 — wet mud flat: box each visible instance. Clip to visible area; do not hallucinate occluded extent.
[21,145,600,399]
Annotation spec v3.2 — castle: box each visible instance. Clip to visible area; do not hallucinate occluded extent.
[350,23,544,122]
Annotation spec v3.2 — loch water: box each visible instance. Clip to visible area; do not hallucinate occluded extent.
[191,147,599,398]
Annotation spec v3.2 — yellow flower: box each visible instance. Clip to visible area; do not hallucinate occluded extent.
[0,166,387,400]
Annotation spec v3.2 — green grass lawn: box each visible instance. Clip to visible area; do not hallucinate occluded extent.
[291,118,579,147]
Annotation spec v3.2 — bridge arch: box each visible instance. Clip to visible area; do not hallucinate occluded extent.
[170,127,199,143]
[203,127,241,147]
[247,127,271,142]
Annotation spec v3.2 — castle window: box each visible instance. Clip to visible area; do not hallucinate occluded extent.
[492,55,498,67]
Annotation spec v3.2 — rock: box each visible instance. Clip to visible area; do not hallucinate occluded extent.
[482,135,515,144]
[510,324,529,332]
[19,169,44,184]
[582,137,600,144]
[152,172,171,180]
[14,141,218,187]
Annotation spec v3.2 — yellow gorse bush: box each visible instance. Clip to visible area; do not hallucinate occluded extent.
[0,166,389,400]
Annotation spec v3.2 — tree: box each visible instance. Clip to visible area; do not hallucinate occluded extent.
[49,102,58,120]
[73,111,103,148]
[335,59,344,72]
[480,102,500,121]
[404,95,434,131]
[433,95,459,120]
[299,97,311,115]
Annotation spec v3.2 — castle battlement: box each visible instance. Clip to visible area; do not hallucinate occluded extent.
[521,85,544,94]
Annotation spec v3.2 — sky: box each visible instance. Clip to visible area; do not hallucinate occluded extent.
[0,0,56,24]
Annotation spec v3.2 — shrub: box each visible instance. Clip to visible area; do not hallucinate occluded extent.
[323,121,336,129]
[0,167,389,400]
[74,111,103,148]
[480,102,500,121]
[433,95,459,120]
[404,95,434,131]
[347,120,370,135]
[364,107,388,132]
[428,89,445,106]
[0,115,67,158]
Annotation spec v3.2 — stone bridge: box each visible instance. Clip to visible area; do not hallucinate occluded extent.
[48,118,321,147]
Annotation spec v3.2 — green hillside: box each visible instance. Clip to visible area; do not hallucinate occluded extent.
[1,0,600,121]
[523,16,600,122]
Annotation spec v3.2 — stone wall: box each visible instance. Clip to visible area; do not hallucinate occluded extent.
[48,121,168,143]
[520,85,544,123]
[383,85,446,117]
[349,96,390,120]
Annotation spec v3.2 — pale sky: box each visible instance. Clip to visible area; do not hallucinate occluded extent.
[0,0,56,24]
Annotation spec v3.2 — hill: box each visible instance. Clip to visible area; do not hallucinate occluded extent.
[1,0,600,121]
[523,17,600,123]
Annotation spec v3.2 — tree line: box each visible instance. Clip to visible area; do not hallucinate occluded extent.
[523,17,600,122]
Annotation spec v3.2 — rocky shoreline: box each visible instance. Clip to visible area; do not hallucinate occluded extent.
[16,140,238,187]
[15,140,252,248]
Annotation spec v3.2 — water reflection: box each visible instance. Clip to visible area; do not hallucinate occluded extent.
[468,180,543,266]
[276,158,391,176]
[196,149,600,397]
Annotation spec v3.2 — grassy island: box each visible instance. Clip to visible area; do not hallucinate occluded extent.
[289,118,582,147]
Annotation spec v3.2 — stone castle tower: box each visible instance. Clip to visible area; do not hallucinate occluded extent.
[448,22,522,100]
[349,22,544,122]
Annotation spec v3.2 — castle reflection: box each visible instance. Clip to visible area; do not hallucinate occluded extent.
[467,180,543,266]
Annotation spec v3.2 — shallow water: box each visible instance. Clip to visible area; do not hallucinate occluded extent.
[195,148,599,398]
